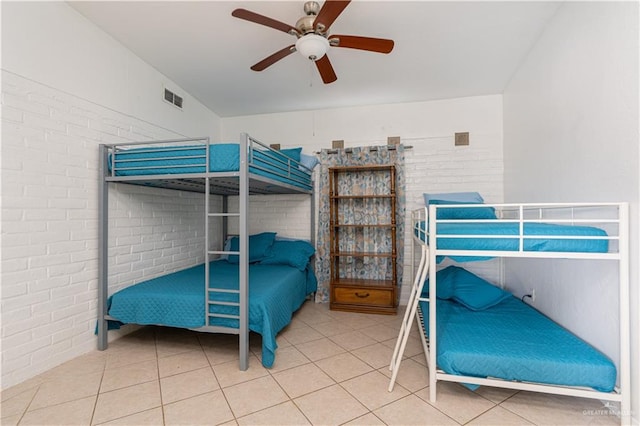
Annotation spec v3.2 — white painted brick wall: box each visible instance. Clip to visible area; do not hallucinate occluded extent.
[0,71,210,389]
[401,135,504,302]
[226,194,314,240]
[225,136,504,303]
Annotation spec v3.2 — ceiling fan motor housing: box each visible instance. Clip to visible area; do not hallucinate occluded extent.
[297,1,323,34]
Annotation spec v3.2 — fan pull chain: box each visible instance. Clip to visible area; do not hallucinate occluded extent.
[309,59,314,87]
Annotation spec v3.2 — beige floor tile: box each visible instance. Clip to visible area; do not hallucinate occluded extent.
[100,359,159,392]
[500,391,620,425]
[155,328,202,358]
[29,371,102,410]
[343,412,386,425]
[468,405,534,425]
[160,366,220,404]
[380,357,429,392]
[335,314,381,331]
[163,390,234,426]
[272,363,335,399]
[202,341,240,366]
[352,342,394,369]
[294,337,345,362]
[266,345,310,372]
[373,394,458,425]
[223,376,289,418]
[1,376,44,402]
[157,349,209,378]
[237,401,311,425]
[328,330,377,351]
[474,385,520,404]
[0,385,40,419]
[96,407,164,425]
[19,395,96,426]
[309,319,356,337]
[212,355,269,388]
[294,384,368,425]
[382,334,424,358]
[278,324,324,345]
[294,303,334,325]
[358,324,400,342]
[315,352,374,383]
[105,344,158,369]
[93,381,161,425]
[40,351,107,380]
[342,370,410,411]
[0,415,20,426]
[416,382,495,424]
[410,352,428,366]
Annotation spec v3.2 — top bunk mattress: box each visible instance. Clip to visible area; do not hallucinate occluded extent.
[415,221,609,254]
[108,143,313,191]
[419,296,617,392]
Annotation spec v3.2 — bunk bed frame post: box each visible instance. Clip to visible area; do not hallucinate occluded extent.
[238,133,250,371]
[619,202,630,424]
[97,144,109,350]
[428,204,438,402]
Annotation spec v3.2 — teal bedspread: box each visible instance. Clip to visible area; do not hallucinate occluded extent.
[110,143,312,191]
[420,296,616,392]
[415,221,608,262]
[108,260,317,368]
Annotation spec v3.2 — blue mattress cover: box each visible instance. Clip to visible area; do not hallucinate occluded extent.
[107,260,317,368]
[415,221,608,262]
[110,144,312,191]
[419,296,616,392]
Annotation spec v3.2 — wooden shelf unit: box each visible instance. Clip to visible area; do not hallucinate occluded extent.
[329,165,398,315]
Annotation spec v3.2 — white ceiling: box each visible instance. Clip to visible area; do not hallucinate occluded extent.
[68,1,561,118]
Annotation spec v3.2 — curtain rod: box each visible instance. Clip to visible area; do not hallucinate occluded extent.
[316,145,413,155]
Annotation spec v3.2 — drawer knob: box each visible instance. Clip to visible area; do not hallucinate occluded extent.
[355,292,370,298]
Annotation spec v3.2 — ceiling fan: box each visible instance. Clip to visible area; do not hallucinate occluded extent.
[232,0,394,84]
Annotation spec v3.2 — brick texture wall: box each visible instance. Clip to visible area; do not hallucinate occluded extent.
[0,71,210,389]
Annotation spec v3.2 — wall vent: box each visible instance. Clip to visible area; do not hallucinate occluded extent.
[163,88,184,109]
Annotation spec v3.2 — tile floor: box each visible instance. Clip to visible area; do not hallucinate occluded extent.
[1,301,620,425]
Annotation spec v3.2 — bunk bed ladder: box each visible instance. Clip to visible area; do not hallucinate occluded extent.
[388,240,430,392]
[203,135,250,371]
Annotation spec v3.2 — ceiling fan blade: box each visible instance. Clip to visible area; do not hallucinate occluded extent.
[232,8,299,35]
[250,45,296,71]
[314,0,351,32]
[315,55,337,84]
[329,35,394,53]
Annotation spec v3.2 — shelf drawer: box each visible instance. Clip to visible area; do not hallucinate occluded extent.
[333,287,394,306]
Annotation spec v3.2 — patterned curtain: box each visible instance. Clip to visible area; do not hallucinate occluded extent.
[315,145,406,303]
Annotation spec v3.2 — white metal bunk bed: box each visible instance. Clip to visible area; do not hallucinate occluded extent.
[97,133,315,370]
[389,202,630,423]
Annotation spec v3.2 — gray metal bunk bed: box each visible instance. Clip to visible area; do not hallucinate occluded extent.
[97,133,315,370]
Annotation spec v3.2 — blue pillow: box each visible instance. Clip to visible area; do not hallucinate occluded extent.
[299,153,319,171]
[423,266,511,311]
[421,265,457,299]
[429,199,497,220]
[227,232,277,263]
[259,240,315,270]
[423,192,484,205]
[280,147,302,163]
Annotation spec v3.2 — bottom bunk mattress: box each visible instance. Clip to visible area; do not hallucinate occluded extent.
[107,260,317,368]
[419,296,616,392]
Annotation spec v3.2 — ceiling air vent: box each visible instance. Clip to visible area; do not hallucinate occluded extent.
[163,87,184,109]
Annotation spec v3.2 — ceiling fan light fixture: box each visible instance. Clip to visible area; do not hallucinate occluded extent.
[296,34,329,61]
